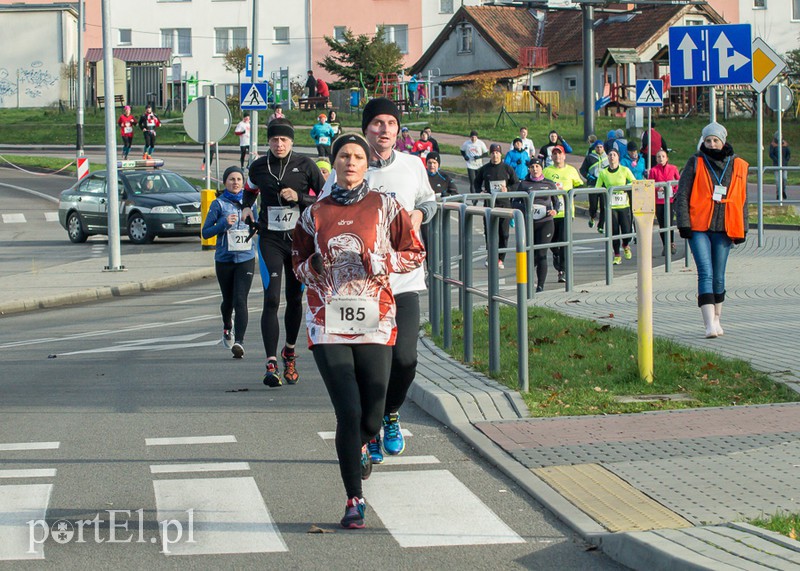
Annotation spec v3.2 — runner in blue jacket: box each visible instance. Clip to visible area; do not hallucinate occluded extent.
[201,166,257,359]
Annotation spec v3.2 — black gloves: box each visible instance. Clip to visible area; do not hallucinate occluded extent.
[678,227,693,239]
[733,237,746,245]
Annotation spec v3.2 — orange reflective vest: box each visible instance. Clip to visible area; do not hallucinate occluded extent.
[689,156,748,239]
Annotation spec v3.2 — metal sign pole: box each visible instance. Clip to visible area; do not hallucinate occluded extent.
[777,84,784,205]
[101,0,122,271]
[250,0,260,163]
[204,95,211,190]
[757,91,764,247]
[647,108,652,173]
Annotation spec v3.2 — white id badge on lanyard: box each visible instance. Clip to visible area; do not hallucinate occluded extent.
[712,185,727,202]
[227,228,251,251]
[325,296,380,334]
[266,206,299,231]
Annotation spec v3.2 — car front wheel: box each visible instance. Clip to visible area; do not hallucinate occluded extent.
[67,212,88,243]
[128,213,154,244]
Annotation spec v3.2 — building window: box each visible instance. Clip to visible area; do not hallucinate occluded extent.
[686,19,704,26]
[273,26,289,44]
[793,0,800,19]
[753,0,766,7]
[334,26,347,42]
[215,27,247,54]
[564,76,577,90]
[118,29,131,45]
[440,0,454,14]
[380,25,408,54]
[458,24,472,54]
[162,28,192,56]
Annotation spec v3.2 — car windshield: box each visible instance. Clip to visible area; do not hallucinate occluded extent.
[126,171,197,195]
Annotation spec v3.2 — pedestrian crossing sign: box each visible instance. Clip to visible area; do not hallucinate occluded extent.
[240,82,268,110]
[635,79,664,108]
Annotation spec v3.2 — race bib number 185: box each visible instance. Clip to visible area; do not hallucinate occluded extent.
[325,296,380,334]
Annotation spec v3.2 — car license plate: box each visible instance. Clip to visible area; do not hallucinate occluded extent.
[187,215,201,225]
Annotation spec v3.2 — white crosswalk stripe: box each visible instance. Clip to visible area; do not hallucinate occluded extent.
[364,470,525,547]
[0,441,59,561]
[153,477,287,556]
[2,213,26,224]
[44,212,59,222]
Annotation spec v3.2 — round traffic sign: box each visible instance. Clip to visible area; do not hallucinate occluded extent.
[183,96,232,143]
[766,84,793,113]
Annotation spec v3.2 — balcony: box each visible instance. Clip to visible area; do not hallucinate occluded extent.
[519,47,549,69]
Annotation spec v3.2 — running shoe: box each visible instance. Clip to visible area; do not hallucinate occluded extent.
[382,413,405,456]
[588,218,595,228]
[597,225,604,234]
[360,444,372,480]
[281,347,299,385]
[340,497,366,529]
[498,260,505,269]
[557,271,566,283]
[613,256,622,265]
[624,246,632,260]
[262,361,282,387]
[671,242,678,255]
[536,285,544,293]
[367,437,384,464]
[222,329,233,349]
[231,342,244,359]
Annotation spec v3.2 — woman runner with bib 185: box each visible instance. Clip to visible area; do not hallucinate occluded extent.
[292,133,425,529]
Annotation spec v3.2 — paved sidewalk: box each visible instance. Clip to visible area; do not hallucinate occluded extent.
[3,178,800,568]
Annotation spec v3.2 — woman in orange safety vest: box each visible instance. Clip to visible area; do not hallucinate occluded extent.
[674,122,748,339]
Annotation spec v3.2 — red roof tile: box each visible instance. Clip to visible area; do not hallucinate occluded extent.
[85,48,172,63]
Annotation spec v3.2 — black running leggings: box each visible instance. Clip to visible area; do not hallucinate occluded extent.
[384,292,420,415]
[121,136,133,156]
[240,146,249,168]
[143,130,156,151]
[215,259,255,343]
[611,208,632,255]
[258,233,303,359]
[656,203,675,247]
[550,218,565,272]
[533,219,554,287]
[312,343,392,498]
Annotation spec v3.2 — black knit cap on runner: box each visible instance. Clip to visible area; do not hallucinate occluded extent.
[267,118,294,140]
[361,98,401,132]
[331,133,371,161]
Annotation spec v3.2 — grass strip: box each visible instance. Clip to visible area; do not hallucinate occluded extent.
[749,512,800,542]
[427,306,799,417]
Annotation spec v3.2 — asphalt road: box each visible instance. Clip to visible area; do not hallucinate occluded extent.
[0,280,626,569]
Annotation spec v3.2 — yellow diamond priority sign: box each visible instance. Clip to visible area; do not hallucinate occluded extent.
[751,37,786,93]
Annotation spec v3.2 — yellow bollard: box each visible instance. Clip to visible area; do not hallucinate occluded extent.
[516,251,527,284]
[632,180,656,383]
[200,189,217,250]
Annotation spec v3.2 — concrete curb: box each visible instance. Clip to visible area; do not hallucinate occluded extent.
[0,267,215,317]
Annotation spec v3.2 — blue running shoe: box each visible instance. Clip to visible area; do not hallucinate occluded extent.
[367,437,384,464]
[340,497,366,529]
[360,444,372,480]
[382,413,405,456]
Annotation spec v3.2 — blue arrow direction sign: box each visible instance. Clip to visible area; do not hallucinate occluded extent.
[668,24,753,87]
[245,54,264,79]
[636,79,663,107]
[240,83,268,110]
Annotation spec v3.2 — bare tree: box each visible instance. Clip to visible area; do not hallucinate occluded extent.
[224,46,251,93]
